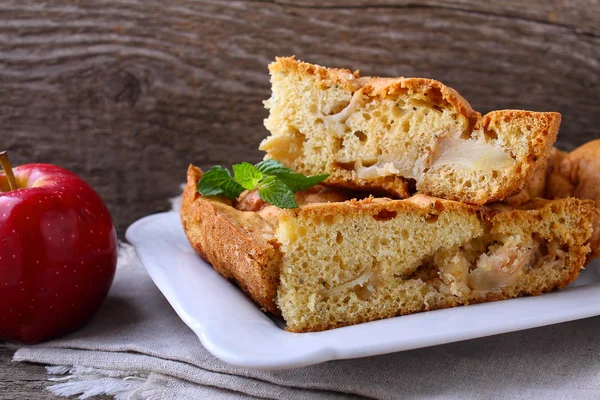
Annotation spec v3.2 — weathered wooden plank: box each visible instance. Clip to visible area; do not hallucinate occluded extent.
[284,0,600,36]
[0,346,110,399]
[2,2,598,396]
[0,346,49,384]
[1,1,598,237]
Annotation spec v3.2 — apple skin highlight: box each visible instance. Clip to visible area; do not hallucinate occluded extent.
[0,163,117,343]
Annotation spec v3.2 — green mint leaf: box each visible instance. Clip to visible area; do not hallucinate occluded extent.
[220,179,246,199]
[255,160,328,191]
[276,172,330,192]
[232,162,263,190]
[257,176,298,209]
[197,166,245,198]
[198,160,328,207]
[255,159,293,176]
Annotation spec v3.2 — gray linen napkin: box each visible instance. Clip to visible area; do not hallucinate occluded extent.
[11,201,600,399]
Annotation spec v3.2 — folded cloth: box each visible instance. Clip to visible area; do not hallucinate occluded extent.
[11,201,600,399]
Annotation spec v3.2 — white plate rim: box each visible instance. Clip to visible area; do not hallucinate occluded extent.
[126,211,600,370]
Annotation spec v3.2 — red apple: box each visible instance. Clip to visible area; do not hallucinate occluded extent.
[0,152,117,343]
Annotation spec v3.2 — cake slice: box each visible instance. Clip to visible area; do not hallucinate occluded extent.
[260,57,560,204]
[505,140,600,258]
[181,165,595,332]
[502,147,565,207]
[546,140,600,258]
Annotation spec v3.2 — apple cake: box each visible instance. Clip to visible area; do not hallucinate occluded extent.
[181,165,595,332]
[260,57,560,204]
[504,140,600,259]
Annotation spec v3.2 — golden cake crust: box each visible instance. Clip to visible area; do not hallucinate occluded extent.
[504,141,600,259]
[547,139,600,257]
[278,195,593,332]
[181,166,282,315]
[181,165,594,332]
[263,57,560,204]
[271,56,479,127]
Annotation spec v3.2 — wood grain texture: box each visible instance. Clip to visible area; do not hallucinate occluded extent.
[0,347,109,399]
[282,0,600,36]
[1,4,599,394]
[1,1,599,237]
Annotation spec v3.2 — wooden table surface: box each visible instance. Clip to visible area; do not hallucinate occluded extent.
[1,0,599,398]
[0,347,109,399]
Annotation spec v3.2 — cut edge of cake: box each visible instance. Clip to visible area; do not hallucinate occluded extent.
[261,56,560,204]
[180,165,595,332]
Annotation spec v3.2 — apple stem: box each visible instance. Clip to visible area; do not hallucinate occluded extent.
[0,151,18,191]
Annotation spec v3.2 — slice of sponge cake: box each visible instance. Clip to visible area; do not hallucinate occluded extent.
[261,57,560,204]
[277,196,592,332]
[181,166,595,332]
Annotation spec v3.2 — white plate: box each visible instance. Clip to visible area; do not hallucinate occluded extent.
[126,211,600,370]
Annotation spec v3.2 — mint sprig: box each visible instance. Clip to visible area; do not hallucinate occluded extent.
[196,166,245,198]
[258,176,298,209]
[255,160,329,192]
[196,160,329,209]
[255,159,294,175]
[232,162,263,190]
